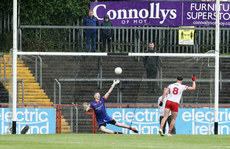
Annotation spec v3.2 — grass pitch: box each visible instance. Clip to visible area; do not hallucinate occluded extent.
[0,134,229,149]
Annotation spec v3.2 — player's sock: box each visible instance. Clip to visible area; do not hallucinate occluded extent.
[129,127,138,133]
[160,126,163,130]
[168,130,171,134]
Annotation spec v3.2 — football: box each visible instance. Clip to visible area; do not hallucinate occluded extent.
[115,67,122,75]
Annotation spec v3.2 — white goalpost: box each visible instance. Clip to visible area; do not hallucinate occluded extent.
[12,0,18,134]
[214,0,220,135]
[14,51,219,134]
[11,1,221,135]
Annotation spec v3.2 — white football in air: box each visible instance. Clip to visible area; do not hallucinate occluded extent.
[115,67,122,75]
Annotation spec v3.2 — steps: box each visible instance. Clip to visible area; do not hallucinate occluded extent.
[0,55,71,133]
[21,56,229,104]
[2,55,51,104]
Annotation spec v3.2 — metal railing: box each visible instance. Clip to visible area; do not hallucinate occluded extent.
[158,66,163,90]
[19,25,230,53]
[34,56,43,88]
[17,79,25,103]
[53,78,230,105]
[0,54,25,103]
[54,79,61,105]
[75,105,78,133]
[0,78,25,103]
[70,102,79,133]
[117,82,122,103]
[0,54,6,87]
[97,57,103,89]
[70,103,79,133]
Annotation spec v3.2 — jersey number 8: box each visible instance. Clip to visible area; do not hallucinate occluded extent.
[172,87,179,95]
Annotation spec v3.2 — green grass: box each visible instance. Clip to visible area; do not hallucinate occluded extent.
[0,134,229,149]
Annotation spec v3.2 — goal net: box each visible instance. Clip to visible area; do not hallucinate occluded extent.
[11,52,229,135]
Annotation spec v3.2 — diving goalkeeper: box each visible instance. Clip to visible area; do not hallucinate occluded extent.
[83,80,138,134]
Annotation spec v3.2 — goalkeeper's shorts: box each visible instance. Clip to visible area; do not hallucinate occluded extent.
[99,119,116,128]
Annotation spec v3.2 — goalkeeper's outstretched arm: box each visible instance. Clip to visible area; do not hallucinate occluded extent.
[104,80,120,99]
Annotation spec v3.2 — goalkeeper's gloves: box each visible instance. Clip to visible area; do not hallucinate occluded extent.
[192,74,196,81]
[83,102,89,112]
[159,101,163,106]
[112,80,120,87]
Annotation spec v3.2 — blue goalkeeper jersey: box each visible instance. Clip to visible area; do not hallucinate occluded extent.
[89,96,113,125]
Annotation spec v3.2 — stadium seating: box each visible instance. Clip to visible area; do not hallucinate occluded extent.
[21,55,230,133]
[0,55,71,133]
[1,55,229,133]
[0,82,8,103]
[22,56,230,104]
[219,58,230,104]
[2,55,51,104]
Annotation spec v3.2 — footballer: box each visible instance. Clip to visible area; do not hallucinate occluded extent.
[84,80,138,134]
[158,75,196,136]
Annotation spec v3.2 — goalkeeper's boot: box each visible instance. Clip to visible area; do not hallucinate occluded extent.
[129,127,138,133]
[158,129,164,136]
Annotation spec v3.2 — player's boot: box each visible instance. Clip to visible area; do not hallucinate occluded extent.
[114,132,123,134]
[158,129,164,136]
[166,130,172,136]
[21,125,29,134]
[129,127,138,133]
[166,133,172,137]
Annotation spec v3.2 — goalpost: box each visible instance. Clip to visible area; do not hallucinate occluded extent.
[11,0,221,134]
[15,52,219,134]
[12,0,18,134]
[214,0,220,135]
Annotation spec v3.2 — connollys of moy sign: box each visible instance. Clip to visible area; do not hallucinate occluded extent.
[91,1,230,27]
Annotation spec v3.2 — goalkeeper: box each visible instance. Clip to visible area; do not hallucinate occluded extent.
[83,80,138,134]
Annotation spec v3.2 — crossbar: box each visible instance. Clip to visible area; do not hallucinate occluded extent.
[17,52,216,57]
[57,78,230,83]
